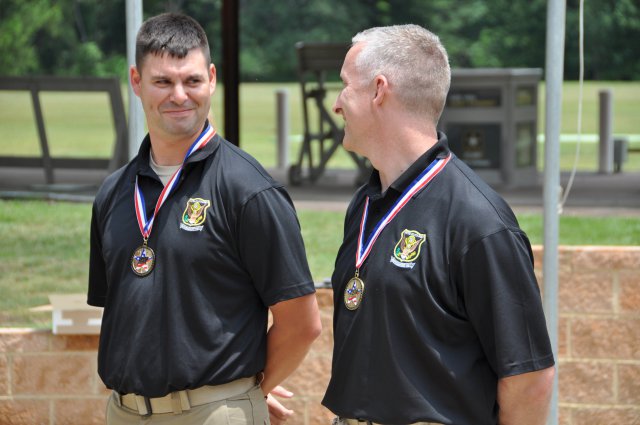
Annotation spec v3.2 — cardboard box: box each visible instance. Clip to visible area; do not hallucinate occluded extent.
[48,294,103,335]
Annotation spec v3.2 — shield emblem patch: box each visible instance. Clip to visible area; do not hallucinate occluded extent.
[393,229,426,263]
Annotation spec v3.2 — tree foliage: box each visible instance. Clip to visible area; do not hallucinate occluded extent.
[0,0,63,75]
[0,0,637,81]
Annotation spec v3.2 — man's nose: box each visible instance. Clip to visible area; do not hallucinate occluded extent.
[171,84,188,104]
[332,97,342,115]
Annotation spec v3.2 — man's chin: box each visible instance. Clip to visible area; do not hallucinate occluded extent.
[162,117,203,136]
[342,138,358,155]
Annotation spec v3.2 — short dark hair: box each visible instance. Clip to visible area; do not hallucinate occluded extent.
[135,13,211,69]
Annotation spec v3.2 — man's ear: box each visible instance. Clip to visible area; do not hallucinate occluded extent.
[130,65,142,97]
[372,75,389,106]
[209,63,217,95]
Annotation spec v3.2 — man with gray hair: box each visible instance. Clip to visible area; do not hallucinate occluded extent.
[322,24,555,425]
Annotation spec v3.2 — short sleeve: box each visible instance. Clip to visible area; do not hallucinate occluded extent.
[457,229,554,378]
[87,201,107,307]
[237,187,315,306]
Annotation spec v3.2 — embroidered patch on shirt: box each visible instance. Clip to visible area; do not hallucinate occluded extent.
[390,229,426,269]
[180,198,211,232]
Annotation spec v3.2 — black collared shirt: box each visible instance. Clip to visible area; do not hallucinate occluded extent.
[88,126,315,397]
[322,133,554,425]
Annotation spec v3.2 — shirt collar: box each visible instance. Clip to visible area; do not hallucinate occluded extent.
[133,120,220,179]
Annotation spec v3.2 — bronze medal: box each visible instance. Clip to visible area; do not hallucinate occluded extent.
[131,125,216,279]
[131,245,155,276]
[343,275,365,310]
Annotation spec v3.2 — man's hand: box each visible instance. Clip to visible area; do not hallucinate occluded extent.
[266,386,294,425]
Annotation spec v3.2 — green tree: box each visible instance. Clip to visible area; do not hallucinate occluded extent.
[465,0,547,69]
[238,0,372,81]
[0,0,62,75]
[566,0,640,80]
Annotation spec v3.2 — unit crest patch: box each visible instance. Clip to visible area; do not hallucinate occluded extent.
[180,198,211,232]
[390,229,426,269]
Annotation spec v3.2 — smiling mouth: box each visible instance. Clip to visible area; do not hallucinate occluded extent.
[163,109,194,116]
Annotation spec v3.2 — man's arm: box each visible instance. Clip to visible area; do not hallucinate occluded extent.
[263,293,322,422]
[497,366,555,425]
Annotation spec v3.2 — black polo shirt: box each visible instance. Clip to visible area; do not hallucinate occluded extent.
[88,126,315,397]
[322,133,554,425]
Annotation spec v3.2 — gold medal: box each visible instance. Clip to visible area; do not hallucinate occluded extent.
[131,244,155,276]
[343,275,365,310]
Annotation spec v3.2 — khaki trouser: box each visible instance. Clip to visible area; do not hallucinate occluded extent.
[333,417,441,425]
[107,378,269,425]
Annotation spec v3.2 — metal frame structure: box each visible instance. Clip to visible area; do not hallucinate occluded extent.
[290,42,369,186]
[0,76,128,185]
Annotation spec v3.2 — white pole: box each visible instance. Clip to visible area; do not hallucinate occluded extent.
[126,0,145,160]
[544,0,565,424]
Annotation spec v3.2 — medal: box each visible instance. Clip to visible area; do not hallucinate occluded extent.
[131,124,216,277]
[131,243,156,276]
[344,153,451,310]
[343,272,365,310]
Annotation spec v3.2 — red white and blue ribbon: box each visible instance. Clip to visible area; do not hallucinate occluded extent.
[355,153,451,269]
[134,124,216,241]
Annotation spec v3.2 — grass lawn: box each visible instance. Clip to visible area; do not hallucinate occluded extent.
[1,81,639,170]
[1,199,639,328]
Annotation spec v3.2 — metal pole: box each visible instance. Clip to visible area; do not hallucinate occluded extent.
[276,89,290,170]
[543,0,565,424]
[222,0,240,146]
[598,89,613,174]
[126,0,145,160]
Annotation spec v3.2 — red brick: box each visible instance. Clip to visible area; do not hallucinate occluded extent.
[282,353,331,398]
[0,355,8,395]
[308,397,335,425]
[311,309,334,353]
[54,398,107,425]
[536,249,573,294]
[315,289,334,308]
[531,245,543,268]
[572,407,640,425]
[0,329,49,353]
[51,334,99,352]
[0,399,49,425]
[571,318,640,359]
[558,361,614,404]
[95,379,112,396]
[276,397,306,423]
[558,317,568,358]
[618,363,640,405]
[619,271,640,313]
[571,246,640,270]
[558,406,571,425]
[13,354,94,395]
[559,270,613,313]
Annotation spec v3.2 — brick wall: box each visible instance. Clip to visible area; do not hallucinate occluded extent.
[538,247,640,425]
[1,246,638,425]
[0,330,107,424]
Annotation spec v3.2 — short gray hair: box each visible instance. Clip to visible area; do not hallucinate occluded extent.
[352,24,450,125]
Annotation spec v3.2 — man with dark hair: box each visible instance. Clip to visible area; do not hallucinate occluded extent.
[88,13,321,425]
[322,24,555,425]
